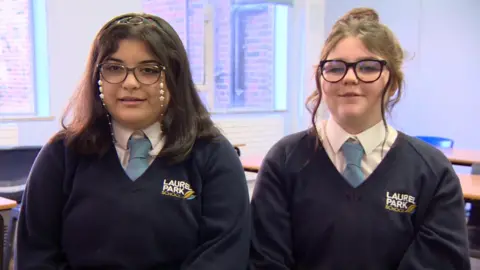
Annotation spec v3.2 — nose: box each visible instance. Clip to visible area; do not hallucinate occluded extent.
[122,71,140,89]
[343,67,358,84]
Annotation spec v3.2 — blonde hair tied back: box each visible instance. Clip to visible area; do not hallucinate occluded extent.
[307,7,406,140]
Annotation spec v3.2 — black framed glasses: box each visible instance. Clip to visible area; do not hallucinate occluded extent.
[319,59,387,83]
[98,63,166,85]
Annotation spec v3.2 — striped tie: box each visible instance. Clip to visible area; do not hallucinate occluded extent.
[125,136,152,181]
[341,140,365,188]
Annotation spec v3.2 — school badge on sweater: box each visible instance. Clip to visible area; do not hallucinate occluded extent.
[162,179,197,200]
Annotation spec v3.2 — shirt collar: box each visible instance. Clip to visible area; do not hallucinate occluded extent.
[112,120,162,149]
[325,117,388,155]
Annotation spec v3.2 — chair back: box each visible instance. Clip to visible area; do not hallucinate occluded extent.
[0,146,42,201]
[416,136,454,149]
[472,163,480,175]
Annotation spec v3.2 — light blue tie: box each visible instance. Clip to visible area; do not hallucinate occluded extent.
[125,136,152,181]
[341,140,365,188]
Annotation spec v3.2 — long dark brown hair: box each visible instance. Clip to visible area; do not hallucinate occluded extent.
[53,13,220,163]
[306,8,405,141]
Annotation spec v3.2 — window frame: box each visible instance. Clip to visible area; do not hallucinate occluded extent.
[0,0,50,120]
[142,0,290,113]
[201,0,290,113]
[196,2,215,108]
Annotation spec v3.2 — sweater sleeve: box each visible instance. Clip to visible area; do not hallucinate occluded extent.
[180,138,251,270]
[397,165,470,270]
[16,140,71,270]
[249,142,293,269]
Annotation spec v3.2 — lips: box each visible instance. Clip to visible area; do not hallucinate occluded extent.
[119,97,146,101]
[340,93,361,97]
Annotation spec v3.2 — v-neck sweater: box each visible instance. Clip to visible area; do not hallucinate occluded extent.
[16,135,250,270]
[250,130,470,270]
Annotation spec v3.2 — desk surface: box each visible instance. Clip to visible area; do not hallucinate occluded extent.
[458,174,480,200]
[233,143,246,148]
[241,157,480,200]
[0,197,17,211]
[441,149,480,166]
[242,148,480,172]
[241,156,263,173]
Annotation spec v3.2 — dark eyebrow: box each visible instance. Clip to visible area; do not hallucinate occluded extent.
[327,57,381,62]
[105,57,160,65]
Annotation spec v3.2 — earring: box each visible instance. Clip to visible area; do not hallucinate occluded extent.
[98,79,105,105]
[98,79,116,143]
[159,70,166,116]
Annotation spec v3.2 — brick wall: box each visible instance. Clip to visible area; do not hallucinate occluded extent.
[240,5,275,109]
[142,0,204,84]
[214,2,275,110]
[0,0,35,115]
[212,1,232,108]
[187,0,204,85]
[143,0,187,42]
[144,0,276,110]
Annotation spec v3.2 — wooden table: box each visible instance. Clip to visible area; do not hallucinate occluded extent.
[0,197,17,211]
[458,174,480,200]
[233,144,246,157]
[442,149,480,166]
[233,144,246,148]
[240,159,480,200]
[241,156,263,173]
[241,148,480,173]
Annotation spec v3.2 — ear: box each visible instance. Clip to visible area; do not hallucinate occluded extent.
[388,82,398,97]
[383,72,397,97]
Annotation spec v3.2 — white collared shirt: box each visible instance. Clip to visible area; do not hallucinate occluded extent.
[112,121,165,168]
[317,118,398,179]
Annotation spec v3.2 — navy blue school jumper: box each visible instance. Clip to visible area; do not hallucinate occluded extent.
[249,130,470,270]
[16,135,250,270]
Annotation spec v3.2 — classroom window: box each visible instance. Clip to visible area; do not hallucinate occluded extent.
[143,0,289,112]
[142,0,206,86]
[0,0,49,117]
[0,0,35,115]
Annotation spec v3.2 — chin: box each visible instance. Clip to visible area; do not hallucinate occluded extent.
[337,105,367,119]
[115,114,154,129]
